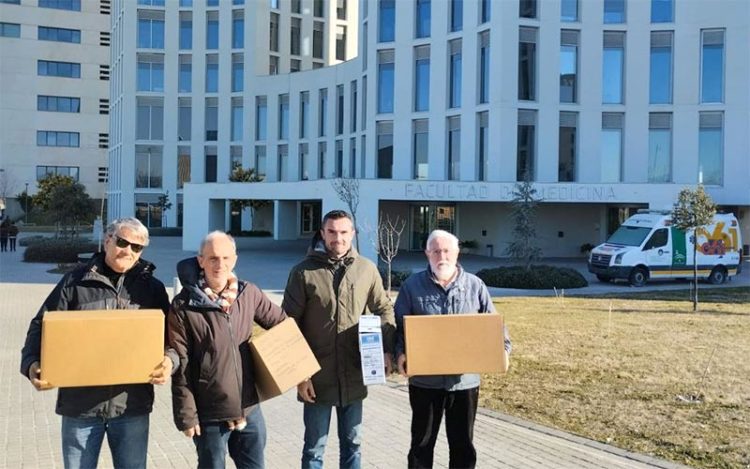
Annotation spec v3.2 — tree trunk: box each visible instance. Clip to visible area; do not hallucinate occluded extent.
[692,240,698,312]
[386,261,392,299]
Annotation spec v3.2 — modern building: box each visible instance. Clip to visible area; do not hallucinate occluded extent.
[111,0,750,261]
[0,0,110,209]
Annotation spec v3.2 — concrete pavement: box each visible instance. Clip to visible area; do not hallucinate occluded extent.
[0,234,732,468]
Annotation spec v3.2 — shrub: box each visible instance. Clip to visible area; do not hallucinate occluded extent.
[378,267,412,289]
[476,265,588,290]
[24,239,99,263]
[148,227,182,237]
[19,235,48,247]
[228,230,272,237]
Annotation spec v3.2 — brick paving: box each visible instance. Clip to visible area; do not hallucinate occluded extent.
[0,272,691,468]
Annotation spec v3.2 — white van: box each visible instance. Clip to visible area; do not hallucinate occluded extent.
[588,211,743,286]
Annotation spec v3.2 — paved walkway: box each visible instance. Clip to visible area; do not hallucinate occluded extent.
[0,235,733,468]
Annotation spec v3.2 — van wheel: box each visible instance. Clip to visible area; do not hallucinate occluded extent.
[629,267,648,287]
[596,274,612,283]
[708,267,727,285]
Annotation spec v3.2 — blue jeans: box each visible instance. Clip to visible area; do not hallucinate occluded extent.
[301,401,362,469]
[193,406,267,469]
[61,413,149,469]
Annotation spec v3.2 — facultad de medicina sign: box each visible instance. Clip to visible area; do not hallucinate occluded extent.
[403,182,618,202]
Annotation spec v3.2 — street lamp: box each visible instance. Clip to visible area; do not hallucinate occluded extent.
[24,182,29,224]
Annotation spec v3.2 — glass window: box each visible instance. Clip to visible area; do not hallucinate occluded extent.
[604,0,625,23]
[205,101,218,141]
[38,0,80,11]
[651,0,673,23]
[269,55,279,75]
[314,0,324,17]
[517,110,536,180]
[449,40,462,108]
[602,32,625,104]
[336,26,346,61]
[413,119,428,180]
[255,146,267,179]
[0,23,20,38]
[139,0,165,5]
[178,101,191,141]
[518,27,537,101]
[601,113,623,182]
[38,60,81,79]
[377,121,393,179]
[319,89,328,137]
[519,0,536,19]
[278,145,289,181]
[337,0,347,19]
[416,0,430,38]
[561,0,578,22]
[279,94,289,140]
[378,50,394,113]
[231,103,243,141]
[292,0,301,13]
[336,86,345,135]
[179,57,192,92]
[291,18,302,56]
[233,16,244,49]
[318,142,327,178]
[480,0,490,23]
[135,149,163,188]
[698,112,723,185]
[138,18,164,49]
[414,46,430,112]
[37,95,80,113]
[256,96,267,140]
[38,26,81,43]
[447,116,460,180]
[450,0,462,32]
[177,149,191,189]
[36,131,80,147]
[36,166,80,181]
[477,112,488,181]
[205,151,217,183]
[648,113,672,182]
[313,22,324,59]
[232,56,243,92]
[136,101,164,140]
[206,15,219,49]
[649,31,673,104]
[299,143,310,180]
[270,13,279,52]
[300,91,309,139]
[478,32,489,104]
[379,0,395,42]
[179,16,192,49]
[137,60,164,91]
[701,30,724,103]
[362,76,367,130]
[206,56,218,93]
[558,112,577,182]
[351,81,358,133]
[560,30,579,103]
[335,140,343,177]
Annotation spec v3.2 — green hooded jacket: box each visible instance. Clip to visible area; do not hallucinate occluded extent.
[282,241,395,406]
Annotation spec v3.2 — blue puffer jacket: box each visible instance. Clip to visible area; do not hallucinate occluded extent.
[394,265,511,391]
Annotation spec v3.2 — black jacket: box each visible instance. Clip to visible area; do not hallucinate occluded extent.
[20,253,171,418]
[168,257,286,431]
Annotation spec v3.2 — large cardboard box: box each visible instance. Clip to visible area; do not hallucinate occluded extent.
[404,313,507,375]
[250,318,321,401]
[41,309,164,387]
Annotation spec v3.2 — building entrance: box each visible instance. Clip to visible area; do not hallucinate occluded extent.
[409,204,455,250]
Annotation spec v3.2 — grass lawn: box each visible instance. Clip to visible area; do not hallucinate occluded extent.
[484,287,750,468]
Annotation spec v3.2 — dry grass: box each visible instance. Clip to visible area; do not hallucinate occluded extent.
[483,288,750,469]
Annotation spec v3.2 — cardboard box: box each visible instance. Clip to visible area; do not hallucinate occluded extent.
[41,309,165,387]
[404,313,507,375]
[250,318,321,401]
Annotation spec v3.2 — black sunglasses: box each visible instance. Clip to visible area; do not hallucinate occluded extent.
[114,236,145,253]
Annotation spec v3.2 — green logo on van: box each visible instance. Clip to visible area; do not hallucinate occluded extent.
[671,227,687,266]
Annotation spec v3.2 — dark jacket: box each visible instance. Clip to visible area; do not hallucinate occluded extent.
[168,257,286,431]
[394,265,512,391]
[282,241,395,406]
[19,253,170,418]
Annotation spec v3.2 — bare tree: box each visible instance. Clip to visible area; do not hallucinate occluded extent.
[371,213,406,297]
[331,177,360,249]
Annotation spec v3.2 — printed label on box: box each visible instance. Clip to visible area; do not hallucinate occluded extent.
[358,315,385,386]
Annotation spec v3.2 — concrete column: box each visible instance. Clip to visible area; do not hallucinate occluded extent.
[182,189,210,252]
[274,200,298,240]
[208,199,226,233]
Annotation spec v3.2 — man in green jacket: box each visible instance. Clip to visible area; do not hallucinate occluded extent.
[283,210,395,469]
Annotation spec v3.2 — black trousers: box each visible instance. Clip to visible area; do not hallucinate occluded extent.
[407,385,479,469]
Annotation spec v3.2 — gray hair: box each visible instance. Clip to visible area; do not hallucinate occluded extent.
[199,231,237,256]
[106,217,149,246]
[425,230,460,251]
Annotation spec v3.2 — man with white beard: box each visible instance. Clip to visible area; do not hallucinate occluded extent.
[394,229,511,469]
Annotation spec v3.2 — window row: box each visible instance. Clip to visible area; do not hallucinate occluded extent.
[39,26,81,43]
[38,95,81,113]
[38,60,81,79]
[36,166,79,181]
[520,0,674,24]
[379,0,491,42]
[36,131,80,147]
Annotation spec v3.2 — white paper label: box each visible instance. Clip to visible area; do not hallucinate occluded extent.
[359,315,385,385]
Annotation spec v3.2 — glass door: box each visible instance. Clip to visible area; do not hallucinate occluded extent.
[410,204,456,250]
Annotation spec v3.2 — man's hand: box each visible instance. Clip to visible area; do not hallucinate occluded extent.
[149,356,173,385]
[397,354,408,377]
[504,353,510,372]
[227,418,247,431]
[28,361,52,391]
[384,353,393,375]
[297,379,316,403]
[183,424,201,437]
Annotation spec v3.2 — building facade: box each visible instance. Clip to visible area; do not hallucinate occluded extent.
[0,0,110,208]
[111,0,750,260]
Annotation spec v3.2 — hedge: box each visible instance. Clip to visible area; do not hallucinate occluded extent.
[378,267,412,288]
[24,239,100,263]
[476,265,588,290]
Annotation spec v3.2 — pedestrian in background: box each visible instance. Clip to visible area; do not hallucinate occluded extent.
[8,222,18,251]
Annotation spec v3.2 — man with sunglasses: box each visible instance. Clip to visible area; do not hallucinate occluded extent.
[20,217,175,469]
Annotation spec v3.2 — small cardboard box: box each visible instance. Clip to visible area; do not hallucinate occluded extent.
[250,318,321,401]
[41,309,164,387]
[404,313,507,375]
